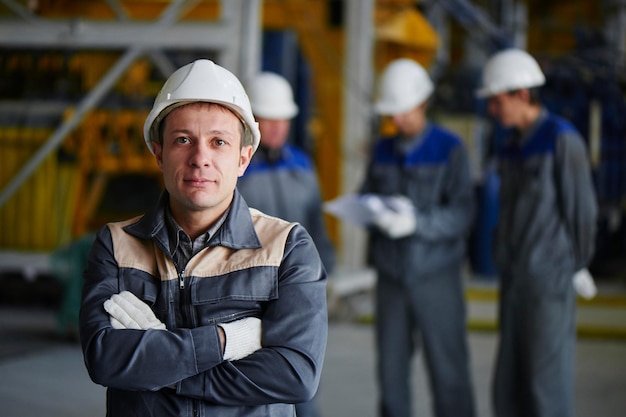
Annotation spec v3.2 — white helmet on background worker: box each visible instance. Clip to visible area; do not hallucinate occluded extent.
[143,59,260,154]
[475,48,545,98]
[374,58,434,115]
[246,72,299,120]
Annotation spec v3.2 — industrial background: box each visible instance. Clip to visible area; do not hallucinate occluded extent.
[0,1,625,416]
[0,0,625,341]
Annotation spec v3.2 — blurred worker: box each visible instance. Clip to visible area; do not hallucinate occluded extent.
[239,72,336,274]
[238,71,335,417]
[79,59,328,417]
[360,58,476,417]
[476,48,598,417]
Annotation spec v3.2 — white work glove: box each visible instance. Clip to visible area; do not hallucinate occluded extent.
[219,317,262,361]
[103,291,166,330]
[372,195,417,239]
[385,195,415,215]
[573,268,597,300]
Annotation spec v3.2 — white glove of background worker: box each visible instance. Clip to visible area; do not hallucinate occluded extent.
[573,268,597,299]
[372,195,417,239]
[104,291,166,330]
[218,317,262,361]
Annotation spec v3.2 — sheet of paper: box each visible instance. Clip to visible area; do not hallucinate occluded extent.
[323,194,381,226]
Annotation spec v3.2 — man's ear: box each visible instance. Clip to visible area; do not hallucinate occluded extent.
[238,145,254,177]
[152,141,164,170]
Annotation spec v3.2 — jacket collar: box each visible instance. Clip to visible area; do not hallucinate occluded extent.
[124,189,262,251]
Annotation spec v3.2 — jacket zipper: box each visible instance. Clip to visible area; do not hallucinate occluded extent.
[179,269,185,289]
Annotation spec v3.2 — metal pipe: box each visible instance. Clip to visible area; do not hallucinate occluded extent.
[340,0,375,270]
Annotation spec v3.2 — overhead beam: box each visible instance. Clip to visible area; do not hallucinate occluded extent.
[0,19,233,49]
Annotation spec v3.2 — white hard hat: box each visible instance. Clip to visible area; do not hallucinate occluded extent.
[246,72,299,119]
[476,48,545,98]
[375,58,434,115]
[143,59,260,154]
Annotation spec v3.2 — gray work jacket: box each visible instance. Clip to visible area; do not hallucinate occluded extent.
[360,123,475,282]
[79,190,328,417]
[494,109,598,294]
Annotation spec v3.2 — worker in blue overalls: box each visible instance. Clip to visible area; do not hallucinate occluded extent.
[361,58,476,417]
[476,48,599,417]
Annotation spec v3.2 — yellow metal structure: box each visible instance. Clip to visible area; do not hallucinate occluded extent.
[0,126,81,250]
[0,48,162,250]
[375,6,439,69]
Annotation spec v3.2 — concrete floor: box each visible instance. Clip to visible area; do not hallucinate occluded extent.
[319,323,626,417]
[0,304,625,417]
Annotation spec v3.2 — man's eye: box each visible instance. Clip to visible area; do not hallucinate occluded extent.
[175,136,190,144]
[214,138,226,147]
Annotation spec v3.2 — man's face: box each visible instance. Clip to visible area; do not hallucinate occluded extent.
[487,91,525,128]
[152,102,253,221]
[257,117,291,150]
[390,103,427,137]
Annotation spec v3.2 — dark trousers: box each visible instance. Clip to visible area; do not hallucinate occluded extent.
[375,267,475,417]
[493,274,576,417]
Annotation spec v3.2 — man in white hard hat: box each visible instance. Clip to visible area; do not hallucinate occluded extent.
[79,59,328,417]
[360,58,476,417]
[477,48,598,417]
[238,71,335,417]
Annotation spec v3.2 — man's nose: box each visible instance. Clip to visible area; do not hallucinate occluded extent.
[189,142,211,167]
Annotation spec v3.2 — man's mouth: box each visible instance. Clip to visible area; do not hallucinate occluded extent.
[185,177,212,186]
